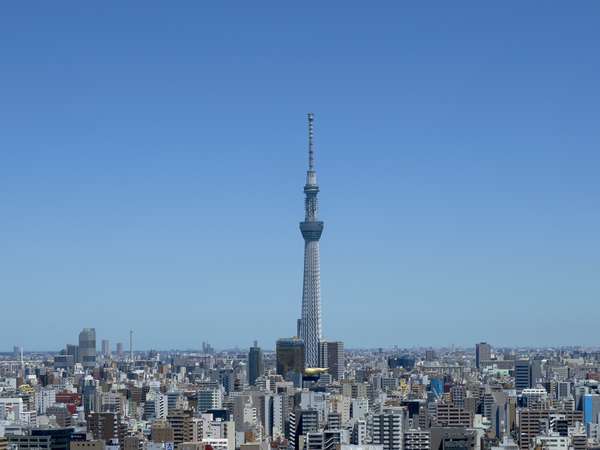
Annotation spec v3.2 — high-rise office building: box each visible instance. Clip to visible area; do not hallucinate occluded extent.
[116,342,124,358]
[197,388,222,412]
[515,359,532,394]
[79,328,96,369]
[450,385,466,409]
[319,341,344,381]
[298,113,324,368]
[66,344,79,364]
[556,381,571,400]
[9,429,74,450]
[83,378,98,415]
[584,394,600,427]
[248,341,264,386]
[276,337,305,385]
[530,357,543,386]
[425,349,436,362]
[476,342,491,369]
[101,340,110,358]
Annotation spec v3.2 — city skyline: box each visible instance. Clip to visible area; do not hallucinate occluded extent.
[3,330,600,450]
[2,3,600,350]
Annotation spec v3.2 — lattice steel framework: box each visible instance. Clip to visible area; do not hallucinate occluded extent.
[299,113,324,368]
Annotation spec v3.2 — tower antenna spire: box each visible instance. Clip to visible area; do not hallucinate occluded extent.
[308,112,315,171]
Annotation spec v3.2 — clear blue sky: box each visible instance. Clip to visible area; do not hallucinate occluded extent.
[1,2,599,351]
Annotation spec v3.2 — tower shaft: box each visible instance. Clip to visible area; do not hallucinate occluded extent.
[299,113,323,368]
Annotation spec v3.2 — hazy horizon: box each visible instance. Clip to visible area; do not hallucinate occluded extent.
[5,343,600,354]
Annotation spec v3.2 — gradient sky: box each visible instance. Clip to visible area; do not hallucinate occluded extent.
[1,2,599,351]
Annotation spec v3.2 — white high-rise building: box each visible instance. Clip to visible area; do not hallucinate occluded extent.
[352,398,369,420]
[330,395,351,424]
[534,434,568,450]
[272,395,286,439]
[155,392,168,419]
[204,418,235,450]
[36,388,57,415]
[146,388,168,419]
[0,397,23,421]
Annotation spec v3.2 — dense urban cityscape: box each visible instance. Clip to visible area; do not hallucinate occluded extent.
[3,336,600,450]
[2,115,600,450]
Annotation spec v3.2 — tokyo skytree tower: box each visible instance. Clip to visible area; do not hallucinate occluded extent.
[298,113,324,368]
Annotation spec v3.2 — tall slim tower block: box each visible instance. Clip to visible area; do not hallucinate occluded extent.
[79,328,96,369]
[319,341,344,380]
[129,329,134,362]
[299,113,324,368]
[475,342,491,369]
[102,339,110,358]
[248,340,264,386]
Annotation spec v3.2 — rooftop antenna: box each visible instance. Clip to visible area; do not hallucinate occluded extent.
[20,346,24,377]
